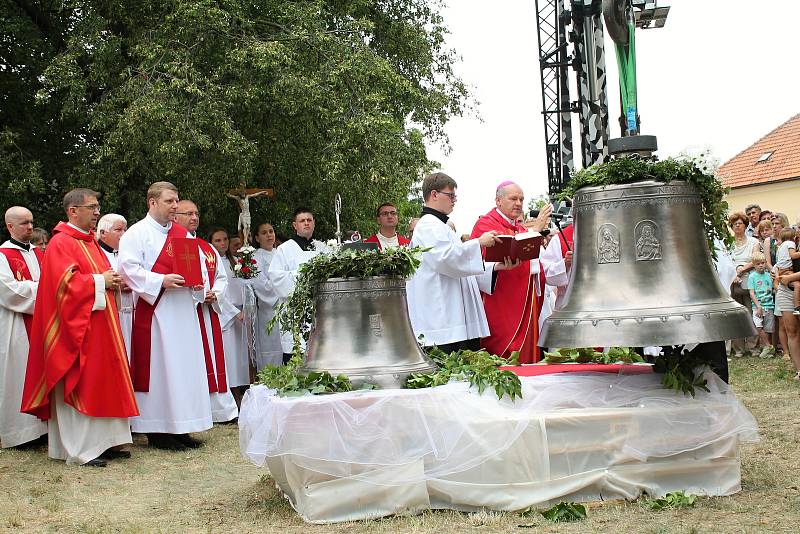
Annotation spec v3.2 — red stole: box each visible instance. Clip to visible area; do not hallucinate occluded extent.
[470,209,541,363]
[0,246,43,338]
[129,222,189,392]
[195,239,228,393]
[21,222,138,419]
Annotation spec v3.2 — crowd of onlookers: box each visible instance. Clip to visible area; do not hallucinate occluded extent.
[728,203,800,380]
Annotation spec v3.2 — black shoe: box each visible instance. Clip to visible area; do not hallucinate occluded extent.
[147,433,187,451]
[82,458,107,467]
[100,448,131,460]
[174,433,203,449]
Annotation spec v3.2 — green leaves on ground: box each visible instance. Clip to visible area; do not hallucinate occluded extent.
[643,491,697,511]
[543,346,644,364]
[406,347,522,401]
[536,502,588,522]
[561,157,732,256]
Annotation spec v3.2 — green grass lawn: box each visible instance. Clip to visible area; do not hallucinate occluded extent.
[2,356,799,533]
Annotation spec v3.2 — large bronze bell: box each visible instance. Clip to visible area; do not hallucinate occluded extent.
[541,180,756,348]
[303,276,436,388]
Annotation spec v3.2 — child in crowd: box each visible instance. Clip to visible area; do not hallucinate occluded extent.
[757,219,772,246]
[749,253,776,358]
[773,227,800,314]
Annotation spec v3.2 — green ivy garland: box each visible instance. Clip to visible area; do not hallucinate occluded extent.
[268,245,426,360]
[561,157,732,255]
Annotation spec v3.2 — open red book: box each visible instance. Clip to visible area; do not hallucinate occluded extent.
[484,232,543,263]
[170,237,203,286]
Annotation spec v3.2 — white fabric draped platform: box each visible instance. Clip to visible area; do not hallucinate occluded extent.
[239,371,759,523]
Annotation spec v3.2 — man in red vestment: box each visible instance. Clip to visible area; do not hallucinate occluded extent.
[364,202,411,249]
[469,182,552,363]
[0,206,47,448]
[21,188,138,466]
[175,200,238,424]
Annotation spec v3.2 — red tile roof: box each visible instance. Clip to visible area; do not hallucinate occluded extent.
[718,114,800,189]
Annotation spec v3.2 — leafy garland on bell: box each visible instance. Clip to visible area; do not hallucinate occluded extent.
[560,157,732,255]
[268,245,426,361]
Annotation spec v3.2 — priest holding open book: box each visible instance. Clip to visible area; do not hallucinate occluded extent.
[470,181,551,363]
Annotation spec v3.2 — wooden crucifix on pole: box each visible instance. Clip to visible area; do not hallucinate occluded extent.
[227,187,274,246]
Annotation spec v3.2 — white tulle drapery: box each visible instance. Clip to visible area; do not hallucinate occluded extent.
[239,371,759,523]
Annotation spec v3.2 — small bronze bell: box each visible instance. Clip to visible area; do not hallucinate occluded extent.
[304,276,437,388]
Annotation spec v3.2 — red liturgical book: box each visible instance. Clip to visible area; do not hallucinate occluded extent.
[484,233,543,263]
[170,238,203,286]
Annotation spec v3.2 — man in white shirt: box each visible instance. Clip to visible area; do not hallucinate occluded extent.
[406,172,512,353]
[268,207,329,362]
[745,204,761,238]
[0,206,47,448]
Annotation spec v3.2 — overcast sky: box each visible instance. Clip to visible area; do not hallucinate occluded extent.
[425,0,800,233]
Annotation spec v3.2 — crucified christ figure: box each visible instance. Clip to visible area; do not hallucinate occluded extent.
[227,188,273,246]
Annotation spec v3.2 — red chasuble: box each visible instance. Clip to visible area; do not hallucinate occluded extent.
[470,209,543,363]
[0,246,43,338]
[21,222,139,420]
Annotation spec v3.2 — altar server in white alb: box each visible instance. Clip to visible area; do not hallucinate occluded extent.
[252,222,283,369]
[268,208,329,362]
[208,228,251,408]
[175,200,238,423]
[0,206,47,448]
[96,213,134,356]
[118,182,213,450]
[406,172,514,353]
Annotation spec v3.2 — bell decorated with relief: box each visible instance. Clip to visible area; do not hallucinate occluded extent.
[303,276,436,388]
[541,180,755,349]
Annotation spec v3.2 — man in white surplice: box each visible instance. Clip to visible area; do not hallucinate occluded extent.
[96,213,134,357]
[175,199,238,423]
[118,182,213,450]
[0,206,47,448]
[268,207,329,362]
[406,172,513,353]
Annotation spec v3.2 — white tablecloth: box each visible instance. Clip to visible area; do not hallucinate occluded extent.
[239,370,759,523]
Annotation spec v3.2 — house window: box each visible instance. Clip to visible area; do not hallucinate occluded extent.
[756,151,774,162]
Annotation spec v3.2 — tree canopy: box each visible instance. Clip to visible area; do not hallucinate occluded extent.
[1,0,469,239]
